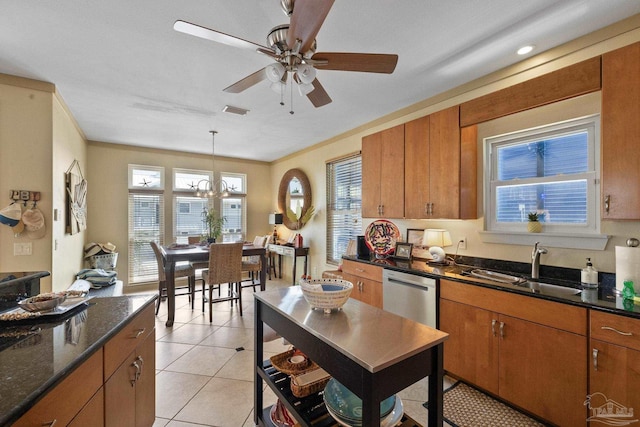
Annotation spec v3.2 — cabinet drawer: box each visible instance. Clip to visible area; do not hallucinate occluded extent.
[440,279,587,335]
[342,260,382,282]
[104,303,154,380]
[14,350,103,427]
[591,310,640,351]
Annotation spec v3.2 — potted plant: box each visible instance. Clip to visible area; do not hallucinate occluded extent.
[203,208,226,243]
[527,212,543,233]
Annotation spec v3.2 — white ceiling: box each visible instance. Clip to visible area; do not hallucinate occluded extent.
[1,1,639,162]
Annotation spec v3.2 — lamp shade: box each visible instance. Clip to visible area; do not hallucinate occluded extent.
[265,62,285,83]
[422,229,452,247]
[269,213,284,225]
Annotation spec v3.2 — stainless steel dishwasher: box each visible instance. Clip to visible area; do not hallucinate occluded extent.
[382,269,437,328]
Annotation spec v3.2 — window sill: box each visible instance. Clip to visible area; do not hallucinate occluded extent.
[478,230,609,250]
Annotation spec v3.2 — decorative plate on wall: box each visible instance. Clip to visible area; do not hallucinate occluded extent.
[364,220,401,258]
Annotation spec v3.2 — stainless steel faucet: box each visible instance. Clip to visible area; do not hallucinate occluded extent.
[531,242,548,279]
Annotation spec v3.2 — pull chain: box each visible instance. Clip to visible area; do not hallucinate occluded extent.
[289,72,294,115]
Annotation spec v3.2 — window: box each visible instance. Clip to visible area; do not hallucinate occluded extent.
[326,153,362,264]
[219,173,246,242]
[128,165,164,285]
[485,116,600,234]
[172,169,213,243]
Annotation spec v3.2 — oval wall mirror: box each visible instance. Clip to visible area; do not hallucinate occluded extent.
[278,168,313,230]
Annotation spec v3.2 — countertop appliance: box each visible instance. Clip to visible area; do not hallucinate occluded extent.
[382,269,437,328]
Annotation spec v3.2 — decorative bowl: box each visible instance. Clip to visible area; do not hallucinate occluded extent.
[18,292,66,312]
[323,378,396,425]
[299,279,353,313]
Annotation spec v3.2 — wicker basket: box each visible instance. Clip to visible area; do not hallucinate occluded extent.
[290,367,331,398]
[87,253,118,269]
[270,349,316,375]
[299,278,353,312]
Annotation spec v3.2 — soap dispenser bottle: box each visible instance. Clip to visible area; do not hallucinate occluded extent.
[581,258,598,289]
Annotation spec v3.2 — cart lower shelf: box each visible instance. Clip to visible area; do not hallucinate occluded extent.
[259,360,422,427]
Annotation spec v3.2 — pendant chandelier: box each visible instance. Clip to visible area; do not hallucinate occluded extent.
[195,130,229,199]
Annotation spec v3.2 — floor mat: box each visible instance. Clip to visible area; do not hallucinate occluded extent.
[442,382,547,427]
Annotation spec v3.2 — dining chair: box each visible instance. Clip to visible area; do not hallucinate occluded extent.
[202,242,244,322]
[187,236,214,300]
[150,241,196,314]
[264,234,278,280]
[242,236,267,291]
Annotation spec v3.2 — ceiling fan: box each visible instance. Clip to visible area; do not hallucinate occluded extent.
[174,0,398,109]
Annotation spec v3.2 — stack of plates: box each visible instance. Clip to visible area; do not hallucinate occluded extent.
[322,378,404,427]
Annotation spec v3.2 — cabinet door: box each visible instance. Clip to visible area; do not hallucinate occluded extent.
[439,298,498,394]
[590,338,640,417]
[498,314,587,427]
[69,387,104,427]
[105,350,137,427]
[362,124,405,218]
[428,106,460,219]
[404,116,430,218]
[362,131,383,217]
[135,332,156,427]
[602,41,640,219]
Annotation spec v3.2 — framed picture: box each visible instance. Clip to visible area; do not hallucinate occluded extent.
[407,228,430,259]
[394,242,413,260]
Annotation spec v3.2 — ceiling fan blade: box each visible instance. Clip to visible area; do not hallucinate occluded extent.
[287,0,335,54]
[223,68,267,93]
[311,52,398,74]
[174,20,277,58]
[306,78,332,107]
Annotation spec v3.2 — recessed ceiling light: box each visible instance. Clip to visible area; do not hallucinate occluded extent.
[517,45,535,55]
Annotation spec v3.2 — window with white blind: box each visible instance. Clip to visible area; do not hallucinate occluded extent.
[326,153,362,264]
[128,165,165,284]
[219,173,246,242]
[172,169,212,243]
[485,115,600,234]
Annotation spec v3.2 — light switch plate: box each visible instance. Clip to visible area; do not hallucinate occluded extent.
[14,242,32,256]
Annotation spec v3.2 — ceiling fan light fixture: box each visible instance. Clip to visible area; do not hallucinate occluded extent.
[296,64,316,84]
[270,80,285,93]
[298,82,314,96]
[265,62,285,82]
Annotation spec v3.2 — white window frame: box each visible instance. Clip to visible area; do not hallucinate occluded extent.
[482,115,608,250]
[218,172,247,242]
[326,153,362,265]
[128,165,165,285]
[172,168,213,242]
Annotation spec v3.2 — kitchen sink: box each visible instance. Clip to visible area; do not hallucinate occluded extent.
[514,281,581,297]
[467,269,581,297]
[469,269,526,285]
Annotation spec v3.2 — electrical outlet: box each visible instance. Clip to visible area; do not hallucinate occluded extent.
[14,242,32,256]
[458,237,467,250]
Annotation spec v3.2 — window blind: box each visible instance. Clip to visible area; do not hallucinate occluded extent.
[326,153,362,265]
[128,191,164,284]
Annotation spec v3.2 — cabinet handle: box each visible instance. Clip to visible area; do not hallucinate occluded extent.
[134,328,146,338]
[429,203,434,215]
[42,420,57,426]
[380,205,384,215]
[355,268,365,273]
[135,355,144,380]
[592,348,599,371]
[491,319,497,337]
[604,195,610,213]
[499,321,505,338]
[131,360,141,387]
[601,326,633,336]
[424,203,429,215]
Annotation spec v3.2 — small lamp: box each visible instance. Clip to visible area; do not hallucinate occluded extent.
[269,213,283,243]
[423,229,452,263]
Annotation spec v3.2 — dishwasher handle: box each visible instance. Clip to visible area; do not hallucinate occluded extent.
[385,277,435,290]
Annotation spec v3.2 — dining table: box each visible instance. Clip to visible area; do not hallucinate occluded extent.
[160,243,267,327]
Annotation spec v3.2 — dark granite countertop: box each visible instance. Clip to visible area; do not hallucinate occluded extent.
[0,294,156,425]
[343,255,640,319]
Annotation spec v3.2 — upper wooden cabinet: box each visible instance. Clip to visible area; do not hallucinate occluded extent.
[460,57,601,126]
[601,41,640,220]
[362,123,405,218]
[404,106,477,219]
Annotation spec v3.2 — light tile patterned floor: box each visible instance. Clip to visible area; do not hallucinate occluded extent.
[150,277,451,427]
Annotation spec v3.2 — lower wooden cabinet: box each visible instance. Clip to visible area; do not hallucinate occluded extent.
[440,279,587,426]
[589,310,640,419]
[13,350,104,427]
[69,387,105,427]
[105,331,156,427]
[341,260,383,308]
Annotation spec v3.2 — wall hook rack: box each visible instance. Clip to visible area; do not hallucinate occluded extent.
[10,190,41,206]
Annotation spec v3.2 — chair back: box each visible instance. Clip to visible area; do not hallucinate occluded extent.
[207,243,243,285]
[252,235,266,247]
[150,241,166,281]
[188,236,201,245]
[263,234,272,248]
